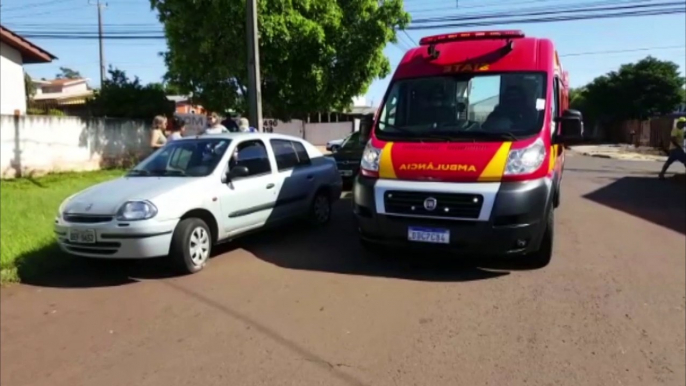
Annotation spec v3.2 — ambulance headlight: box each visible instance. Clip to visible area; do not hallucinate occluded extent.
[504,138,546,175]
[360,140,382,175]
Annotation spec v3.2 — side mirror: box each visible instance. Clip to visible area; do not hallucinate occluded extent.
[554,109,584,144]
[225,165,249,182]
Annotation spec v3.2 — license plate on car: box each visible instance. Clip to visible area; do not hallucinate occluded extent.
[339,170,353,177]
[408,227,450,244]
[68,229,96,244]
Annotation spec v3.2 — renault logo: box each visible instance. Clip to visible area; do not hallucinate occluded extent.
[423,197,437,211]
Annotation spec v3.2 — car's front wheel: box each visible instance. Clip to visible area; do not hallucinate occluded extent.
[170,218,212,274]
[308,191,332,225]
[524,206,554,269]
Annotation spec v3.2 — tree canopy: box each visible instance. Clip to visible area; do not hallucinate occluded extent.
[150,0,409,119]
[572,56,684,124]
[89,67,174,119]
[55,67,82,79]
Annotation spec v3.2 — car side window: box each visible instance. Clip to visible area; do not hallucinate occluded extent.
[270,139,300,171]
[231,140,272,177]
[292,141,311,166]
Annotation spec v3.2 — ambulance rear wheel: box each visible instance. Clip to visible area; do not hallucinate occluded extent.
[526,206,554,269]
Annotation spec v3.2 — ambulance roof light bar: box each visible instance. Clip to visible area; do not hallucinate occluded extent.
[419,30,525,46]
[420,30,524,60]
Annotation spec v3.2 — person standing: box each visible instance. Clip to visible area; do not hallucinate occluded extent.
[658,117,686,179]
[203,112,228,134]
[150,115,168,150]
[238,117,257,133]
[168,117,186,141]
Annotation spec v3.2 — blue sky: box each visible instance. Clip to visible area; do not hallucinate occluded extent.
[3,0,684,108]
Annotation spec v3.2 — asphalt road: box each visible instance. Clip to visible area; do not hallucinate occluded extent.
[2,154,685,386]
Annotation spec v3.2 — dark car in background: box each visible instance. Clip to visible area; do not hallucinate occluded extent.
[331,131,365,183]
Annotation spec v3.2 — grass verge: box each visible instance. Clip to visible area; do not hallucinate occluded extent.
[1,170,124,284]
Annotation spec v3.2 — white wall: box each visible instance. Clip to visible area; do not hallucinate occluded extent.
[0,42,27,115]
[63,82,89,93]
[0,115,151,178]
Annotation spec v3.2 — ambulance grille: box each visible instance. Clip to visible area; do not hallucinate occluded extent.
[384,191,483,219]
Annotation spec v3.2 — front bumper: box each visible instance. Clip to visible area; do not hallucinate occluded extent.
[54,217,179,259]
[353,176,553,256]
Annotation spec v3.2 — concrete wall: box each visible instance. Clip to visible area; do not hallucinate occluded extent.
[0,42,27,115]
[303,122,353,145]
[1,115,150,178]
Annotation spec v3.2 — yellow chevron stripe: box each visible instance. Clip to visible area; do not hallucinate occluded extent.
[378,142,397,179]
[478,142,512,182]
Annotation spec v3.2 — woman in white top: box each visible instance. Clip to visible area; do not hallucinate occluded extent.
[150,115,168,150]
[168,117,186,141]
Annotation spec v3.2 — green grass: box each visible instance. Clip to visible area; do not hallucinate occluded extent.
[0,170,124,284]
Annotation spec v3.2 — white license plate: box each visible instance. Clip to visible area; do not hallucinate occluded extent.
[339,170,353,177]
[408,227,450,244]
[68,229,96,244]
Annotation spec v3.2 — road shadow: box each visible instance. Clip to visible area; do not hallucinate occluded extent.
[16,243,180,289]
[237,197,513,283]
[583,176,686,235]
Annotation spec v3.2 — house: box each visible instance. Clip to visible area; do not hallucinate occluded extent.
[167,95,205,115]
[0,25,56,115]
[31,78,94,109]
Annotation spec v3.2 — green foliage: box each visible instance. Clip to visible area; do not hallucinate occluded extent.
[24,72,36,101]
[47,109,65,116]
[150,0,409,119]
[56,66,82,79]
[88,67,174,119]
[26,107,44,115]
[573,56,684,123]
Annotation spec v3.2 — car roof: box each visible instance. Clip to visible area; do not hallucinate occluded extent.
[177,132,305,143]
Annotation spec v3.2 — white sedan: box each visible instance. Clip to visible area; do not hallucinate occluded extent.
[55,133,343,274]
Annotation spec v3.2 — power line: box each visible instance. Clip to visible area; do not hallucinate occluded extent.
[559,45,685,57]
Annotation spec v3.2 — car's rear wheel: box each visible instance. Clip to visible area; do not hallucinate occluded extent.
[308,191,332,225]
[525,206,554,269]
[170,218,212,274]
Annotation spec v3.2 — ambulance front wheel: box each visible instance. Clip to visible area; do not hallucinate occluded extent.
[525,205,554,269]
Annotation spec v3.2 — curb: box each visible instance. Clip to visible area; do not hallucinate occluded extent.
[573,150,664,162]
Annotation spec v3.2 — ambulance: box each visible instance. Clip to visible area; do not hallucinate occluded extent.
[353,30,583,267]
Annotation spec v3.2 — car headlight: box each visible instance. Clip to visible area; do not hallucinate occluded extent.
[504,138,546,175]
[116,200,158,221]
[360,140,382,173]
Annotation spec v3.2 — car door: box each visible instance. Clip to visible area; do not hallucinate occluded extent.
[219,139,278,235]
[269,139,313,220]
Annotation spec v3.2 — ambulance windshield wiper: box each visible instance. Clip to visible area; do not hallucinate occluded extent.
[378,124,448,141]
[453,131,522,141]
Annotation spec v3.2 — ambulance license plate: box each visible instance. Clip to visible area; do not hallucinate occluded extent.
[407,227,450,244]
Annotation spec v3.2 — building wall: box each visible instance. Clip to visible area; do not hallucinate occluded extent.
[0,114,151,178]
[63,82,88,93]
[0,42,27,115]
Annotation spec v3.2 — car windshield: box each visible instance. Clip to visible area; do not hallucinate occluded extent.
[129,138,231,177]
[375,72,546,141]
[340,131,365,150]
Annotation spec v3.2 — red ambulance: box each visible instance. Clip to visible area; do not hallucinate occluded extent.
[353,30,583,267]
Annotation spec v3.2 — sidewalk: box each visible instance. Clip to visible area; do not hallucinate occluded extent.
[569,144,668,162]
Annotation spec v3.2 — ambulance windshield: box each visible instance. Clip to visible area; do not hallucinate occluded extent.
[376,72,547,141]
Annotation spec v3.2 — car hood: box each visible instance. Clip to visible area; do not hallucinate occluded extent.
[373,139,516,183]
[64,176,195,215]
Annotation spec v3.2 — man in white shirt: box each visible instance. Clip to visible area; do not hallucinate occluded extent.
[203,112,228,134]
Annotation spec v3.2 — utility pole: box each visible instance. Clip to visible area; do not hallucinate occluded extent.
[89,0,107,86]
[246,0,263,131]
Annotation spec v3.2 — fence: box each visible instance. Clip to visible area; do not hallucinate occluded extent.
[0,114,355,178]
[603,117,679,150]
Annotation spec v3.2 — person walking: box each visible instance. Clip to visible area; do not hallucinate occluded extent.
[658,117,686,179]
[149,115,168,150]
[168,117,186,141]
[203,112,228,134]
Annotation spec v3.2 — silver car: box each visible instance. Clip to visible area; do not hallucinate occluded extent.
[54,133,343,274]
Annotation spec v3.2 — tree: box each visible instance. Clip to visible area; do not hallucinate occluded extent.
[24,72,36,101]
[55,67,83,79]
[150,0,409,119]
[577,56,684,124]
[88,67,174,119]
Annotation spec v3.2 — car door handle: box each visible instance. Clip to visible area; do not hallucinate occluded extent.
[266,183,275,189]
[306,175,314,181]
